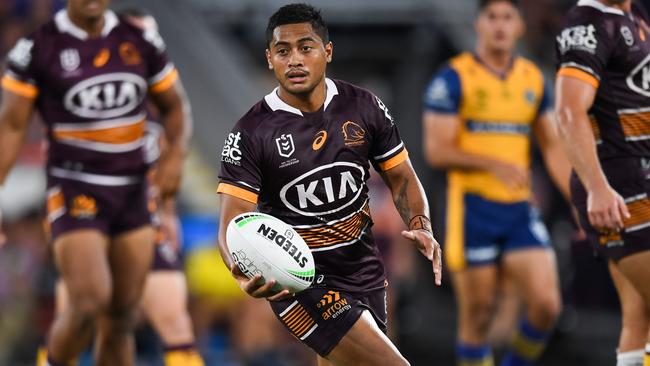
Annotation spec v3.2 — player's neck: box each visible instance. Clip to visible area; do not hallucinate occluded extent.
[277,78,327,113]
[66,8,105,38]
[475,46,513,75]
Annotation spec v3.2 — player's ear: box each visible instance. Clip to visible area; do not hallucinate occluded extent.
[265,49,273,70]
[325,42,333,63]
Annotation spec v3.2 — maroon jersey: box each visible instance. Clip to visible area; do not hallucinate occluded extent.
[556,0,650,161]
[218,78,408,292]
[2,10,178,185]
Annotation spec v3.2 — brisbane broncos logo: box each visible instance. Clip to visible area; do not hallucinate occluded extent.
[341,121,365,147]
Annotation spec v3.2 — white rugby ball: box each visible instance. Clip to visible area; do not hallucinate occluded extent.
[227,212,315,293]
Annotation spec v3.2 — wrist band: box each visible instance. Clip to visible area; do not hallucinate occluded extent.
[409,215,432,233]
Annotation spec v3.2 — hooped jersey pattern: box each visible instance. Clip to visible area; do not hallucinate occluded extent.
[556,0,650,161]
[2,9,178,185]
[218,78,408,292]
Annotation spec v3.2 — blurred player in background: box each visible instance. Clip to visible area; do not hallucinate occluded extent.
[217,3,442,366]
[423,0,570,365]
[555,1,650,365]
[33,8,204,366]
[0,0,191,365]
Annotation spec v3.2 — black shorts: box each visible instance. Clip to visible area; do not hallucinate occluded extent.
[571,157,650,260]
[269,286,387,357]
[46,175,151,241]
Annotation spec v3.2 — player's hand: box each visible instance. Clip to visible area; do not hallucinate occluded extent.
[230,265,293,301]
[489,161,529,190]
[587,183,630,231]
[156,151,183,199]
[402,229,442,286]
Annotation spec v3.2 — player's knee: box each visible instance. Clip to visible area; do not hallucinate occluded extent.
[464,299,495,333]
[70,286,111,320]
[529,294,562,327]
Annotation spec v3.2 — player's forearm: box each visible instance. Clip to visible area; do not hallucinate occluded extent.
[384,162,431,229]
[426,144,500,173]
[556,108,608,192]
[0,119,28,184]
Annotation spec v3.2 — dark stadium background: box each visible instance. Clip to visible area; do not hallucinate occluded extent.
[1,0,647,365]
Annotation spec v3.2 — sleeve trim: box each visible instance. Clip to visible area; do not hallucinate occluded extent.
[373,141,404,161]
[557,66,600,89]
[1,74,38,98]
[217,183,258,204]
[379,149,409,171]
[149,68,178,94]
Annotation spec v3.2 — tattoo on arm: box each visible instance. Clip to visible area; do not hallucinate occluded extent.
[395,177,411,225]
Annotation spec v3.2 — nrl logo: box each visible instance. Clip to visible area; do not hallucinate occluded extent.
[60,48,80,72]
[276,134,295,158]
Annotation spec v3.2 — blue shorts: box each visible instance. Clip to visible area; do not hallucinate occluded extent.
[444,192,550,271]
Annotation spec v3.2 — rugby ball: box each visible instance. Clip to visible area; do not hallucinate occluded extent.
[227,212,315,293]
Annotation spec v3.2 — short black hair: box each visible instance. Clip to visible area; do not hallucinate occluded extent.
[478,0,520,10]
[266,3,329,46]
[116,6,151,18]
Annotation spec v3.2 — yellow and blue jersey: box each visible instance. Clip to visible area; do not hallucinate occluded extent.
[424,52,551,203]
[424,52,551,271]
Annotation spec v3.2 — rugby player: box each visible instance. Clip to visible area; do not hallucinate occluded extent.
[34,8,203,366]
[555,1,650,365]
[216,3,442,366]
[0,0,191,365]
[423,1,568,365]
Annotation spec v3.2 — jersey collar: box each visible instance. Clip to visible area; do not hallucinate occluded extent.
[54,9,119,40]
[577,0,625,16]
[264,78,339,116]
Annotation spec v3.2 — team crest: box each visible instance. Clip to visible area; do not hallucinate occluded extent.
[119,42,141,65]
[276,134,295,158]
[60,48,80,72]
[342,121,365,147]
[70,195,97,219]
[621,26,635,47]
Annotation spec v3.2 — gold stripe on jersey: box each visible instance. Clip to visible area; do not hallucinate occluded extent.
[619,112,650,139]
[150,68,179,94]
[217,183,259,204]
[295,203,371,250]
[378,149,409,171]
[1,74,39,98]
[623,197,650,231]
[445,183,466,271]
[557,66,600,89]
[53,119,145,145]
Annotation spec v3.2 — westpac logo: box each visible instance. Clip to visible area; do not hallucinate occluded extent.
[280,162,365,216]
[556,24,597,55]
[627,54,650,97]
[64,73,146,119]
[221,132,242,166]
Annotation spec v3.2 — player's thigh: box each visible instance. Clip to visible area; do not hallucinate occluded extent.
[615,251,650,312]
[108,225,155,308]
[53,229,111,310]
[451,265,499,314]
[141,270,194,342]
[502,248,561,319]
[324,310,409,366]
